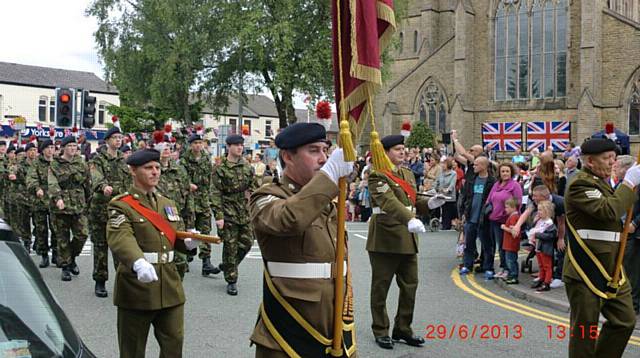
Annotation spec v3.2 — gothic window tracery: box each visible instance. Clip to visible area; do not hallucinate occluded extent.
[418,81,447,133]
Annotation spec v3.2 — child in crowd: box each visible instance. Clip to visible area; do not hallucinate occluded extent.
[347,182,359,222]
[500,197,521,284]
[527,200,557,292]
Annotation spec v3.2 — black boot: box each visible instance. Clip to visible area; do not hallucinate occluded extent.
[70,258,80,275]
[51,252,59,267]
[94,281,108,298]
[201,258,221,276]
[61,267,72,281]
[39,255,50,268]
[227,282,238,296]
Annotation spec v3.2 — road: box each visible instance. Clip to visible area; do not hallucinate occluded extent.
[36,222,640,357]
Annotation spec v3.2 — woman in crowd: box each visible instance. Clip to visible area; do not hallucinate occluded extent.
[423,155,441,191]
[434,158,458,230]
[554,159,567,196]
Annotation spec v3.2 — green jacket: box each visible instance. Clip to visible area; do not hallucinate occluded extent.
[89,149,131,216]
[12,157,35,207]
[563,167,636,282]
[26,156,52,210]
[211,157,257,224]
[158,159,193,215]
[48,155,91,215]
[180,149,213,213]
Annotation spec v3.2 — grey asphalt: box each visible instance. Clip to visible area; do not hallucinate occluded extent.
[35,222,640,357]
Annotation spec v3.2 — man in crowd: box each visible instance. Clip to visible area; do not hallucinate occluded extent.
[211,134,257,295]
[450,129,485,181]
[249,122,355,357]
[107,148,198,358]
[26,139,57,268]
[367,134,427,350]
[48,136,91,282]
[565,155,580,184]
[563,137,640,357]
[88,126,131,298]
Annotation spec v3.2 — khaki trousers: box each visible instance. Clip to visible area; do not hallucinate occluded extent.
[117,304,184,358]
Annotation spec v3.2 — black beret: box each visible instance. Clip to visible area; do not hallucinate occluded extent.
[188,134,204,144]
[126,148,160,166]
[15,147,24,155]
[60,136,76,147]
[226,134,244,145]
[120,145,131,153]
[0,141,5,146]
[38,139,54,153]
[580,138,617,155]
[105,127,121,139]
[275,123,327,150]
[381,135,405,150]
[24,143,36,152]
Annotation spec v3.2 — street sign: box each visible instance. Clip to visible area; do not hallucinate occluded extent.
[13,116,26,130]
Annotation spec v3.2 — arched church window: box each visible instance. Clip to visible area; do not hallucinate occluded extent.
[629,80,640,135]
[418,80,448,133]
[495,0,567,101]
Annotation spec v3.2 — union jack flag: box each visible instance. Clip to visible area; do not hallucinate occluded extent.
[526,121,571,152]
[481,122,522,151]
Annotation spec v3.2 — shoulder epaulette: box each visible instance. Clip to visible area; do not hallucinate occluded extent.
[109,192,130,204]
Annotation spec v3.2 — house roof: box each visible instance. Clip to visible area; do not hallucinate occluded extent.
[0,62,118,94]
[200,94,280,118]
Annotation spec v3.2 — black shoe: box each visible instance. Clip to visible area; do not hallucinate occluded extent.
[187,255,194,262]
[185,262,190,273]
[531,280,543,289]
[201,258,221,276]
[94,281,108,298]
[51,252,58,267]
[70,259,80,276]
[536,283,551,292]
[61,268,72,282]
[227,282,238,296]
[392,333,425,347]
[39,255,50,268]
[374,336,394,349]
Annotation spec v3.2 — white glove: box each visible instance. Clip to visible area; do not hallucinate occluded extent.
[408,218,426,233]
[183,229,200,250]
[624,164,640,187]
[133,258,158,283]
[320,148,355,185]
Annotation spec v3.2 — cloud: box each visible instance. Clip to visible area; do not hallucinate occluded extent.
[0,0,104,77]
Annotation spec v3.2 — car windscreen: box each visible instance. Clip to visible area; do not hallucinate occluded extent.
[0,242,81,357]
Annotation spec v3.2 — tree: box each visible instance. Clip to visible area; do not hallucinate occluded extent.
[106,105,156,133]
[406,121,435,149]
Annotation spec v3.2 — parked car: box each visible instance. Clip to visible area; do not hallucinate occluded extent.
[0,218,96,357]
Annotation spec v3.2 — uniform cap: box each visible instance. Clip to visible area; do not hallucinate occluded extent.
[15,147,24,155]
[105,126,122,140]
[226,134,244,145]
[60,136,77,147]
[188,133,204,144]
[38,139,53,152]
[381,135,404,150]
[580,138,617,155]
[120,145,132,153]
[275,122,327,150]
[24,143,36,152]
[126,148,160,166]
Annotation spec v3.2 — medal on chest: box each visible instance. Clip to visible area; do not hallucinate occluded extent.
[164,206,180,221]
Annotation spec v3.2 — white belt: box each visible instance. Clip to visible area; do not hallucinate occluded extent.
[143,251,174,264]
[372,205,414,215]
[576,229,620,242]
[267,261,347,279]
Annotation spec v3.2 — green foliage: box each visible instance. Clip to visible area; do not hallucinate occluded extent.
[405,121,435,149]
[106,105,157,133]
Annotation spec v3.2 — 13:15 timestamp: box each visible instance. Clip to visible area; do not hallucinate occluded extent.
[546,325,599,340]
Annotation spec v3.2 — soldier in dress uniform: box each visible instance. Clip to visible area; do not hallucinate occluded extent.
[107,149,198,358]
[563,137,640,357]
[88,127,131,297]
[48,136,91,281]
[249,122,355,357]
[211,134,257,295]
[26,139,57,267]
[366,135,427,350]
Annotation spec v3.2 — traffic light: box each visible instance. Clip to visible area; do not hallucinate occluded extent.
[81,90,96,129]
[55,88,75,128]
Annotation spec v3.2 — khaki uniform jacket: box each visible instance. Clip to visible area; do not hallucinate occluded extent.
[563,167,636,282]
[366,167,426,254]
[107,186,189,311]
[249,173,343,350]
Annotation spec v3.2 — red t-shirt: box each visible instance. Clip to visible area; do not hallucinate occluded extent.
[502,213,521,252]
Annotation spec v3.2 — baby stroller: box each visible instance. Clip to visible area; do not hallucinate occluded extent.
[422,189,452,232]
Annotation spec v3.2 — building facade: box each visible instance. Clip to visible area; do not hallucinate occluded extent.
[374,0,640,152]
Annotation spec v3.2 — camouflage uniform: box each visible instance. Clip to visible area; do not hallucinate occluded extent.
[26,155,57,257]
[180,149,213,259]
[4,157,18,227]
[211,157,257,283]
[158,159,194,279]
[88,150,131,282]
[48,155,91,268]
[0,156,7,220]
[11,157,34,247]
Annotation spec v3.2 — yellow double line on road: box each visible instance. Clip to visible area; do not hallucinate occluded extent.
[451,268,640,346]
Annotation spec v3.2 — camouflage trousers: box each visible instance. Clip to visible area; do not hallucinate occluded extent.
[89,218,112,282]
[52,213,88,267]
[194,210,213,260]
[219,222,253,283]
[32,210,57,256]
[9,203,32,245]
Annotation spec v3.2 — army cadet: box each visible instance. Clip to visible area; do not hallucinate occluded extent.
[11,143,38,252]
[107,149,198,358]
[564,137,640,357]
[26,139,57,267]
[2,145,16,221]
[88,127,131,298]
[157,135,193,280]
[48,136,91,282]
[211,134,257,295]
[0,141,7,220]
[367,134,427,350]
[180,133,220,276]
[249,123,355,357]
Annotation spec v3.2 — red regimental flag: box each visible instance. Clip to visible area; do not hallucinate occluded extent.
[332,0,395,134]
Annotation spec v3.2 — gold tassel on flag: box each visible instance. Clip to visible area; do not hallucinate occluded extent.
[367,97,393,172]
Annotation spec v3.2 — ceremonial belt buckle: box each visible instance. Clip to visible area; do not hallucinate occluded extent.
[576,229,620,242]
[143,251,174,264]
[267,261,347,279]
